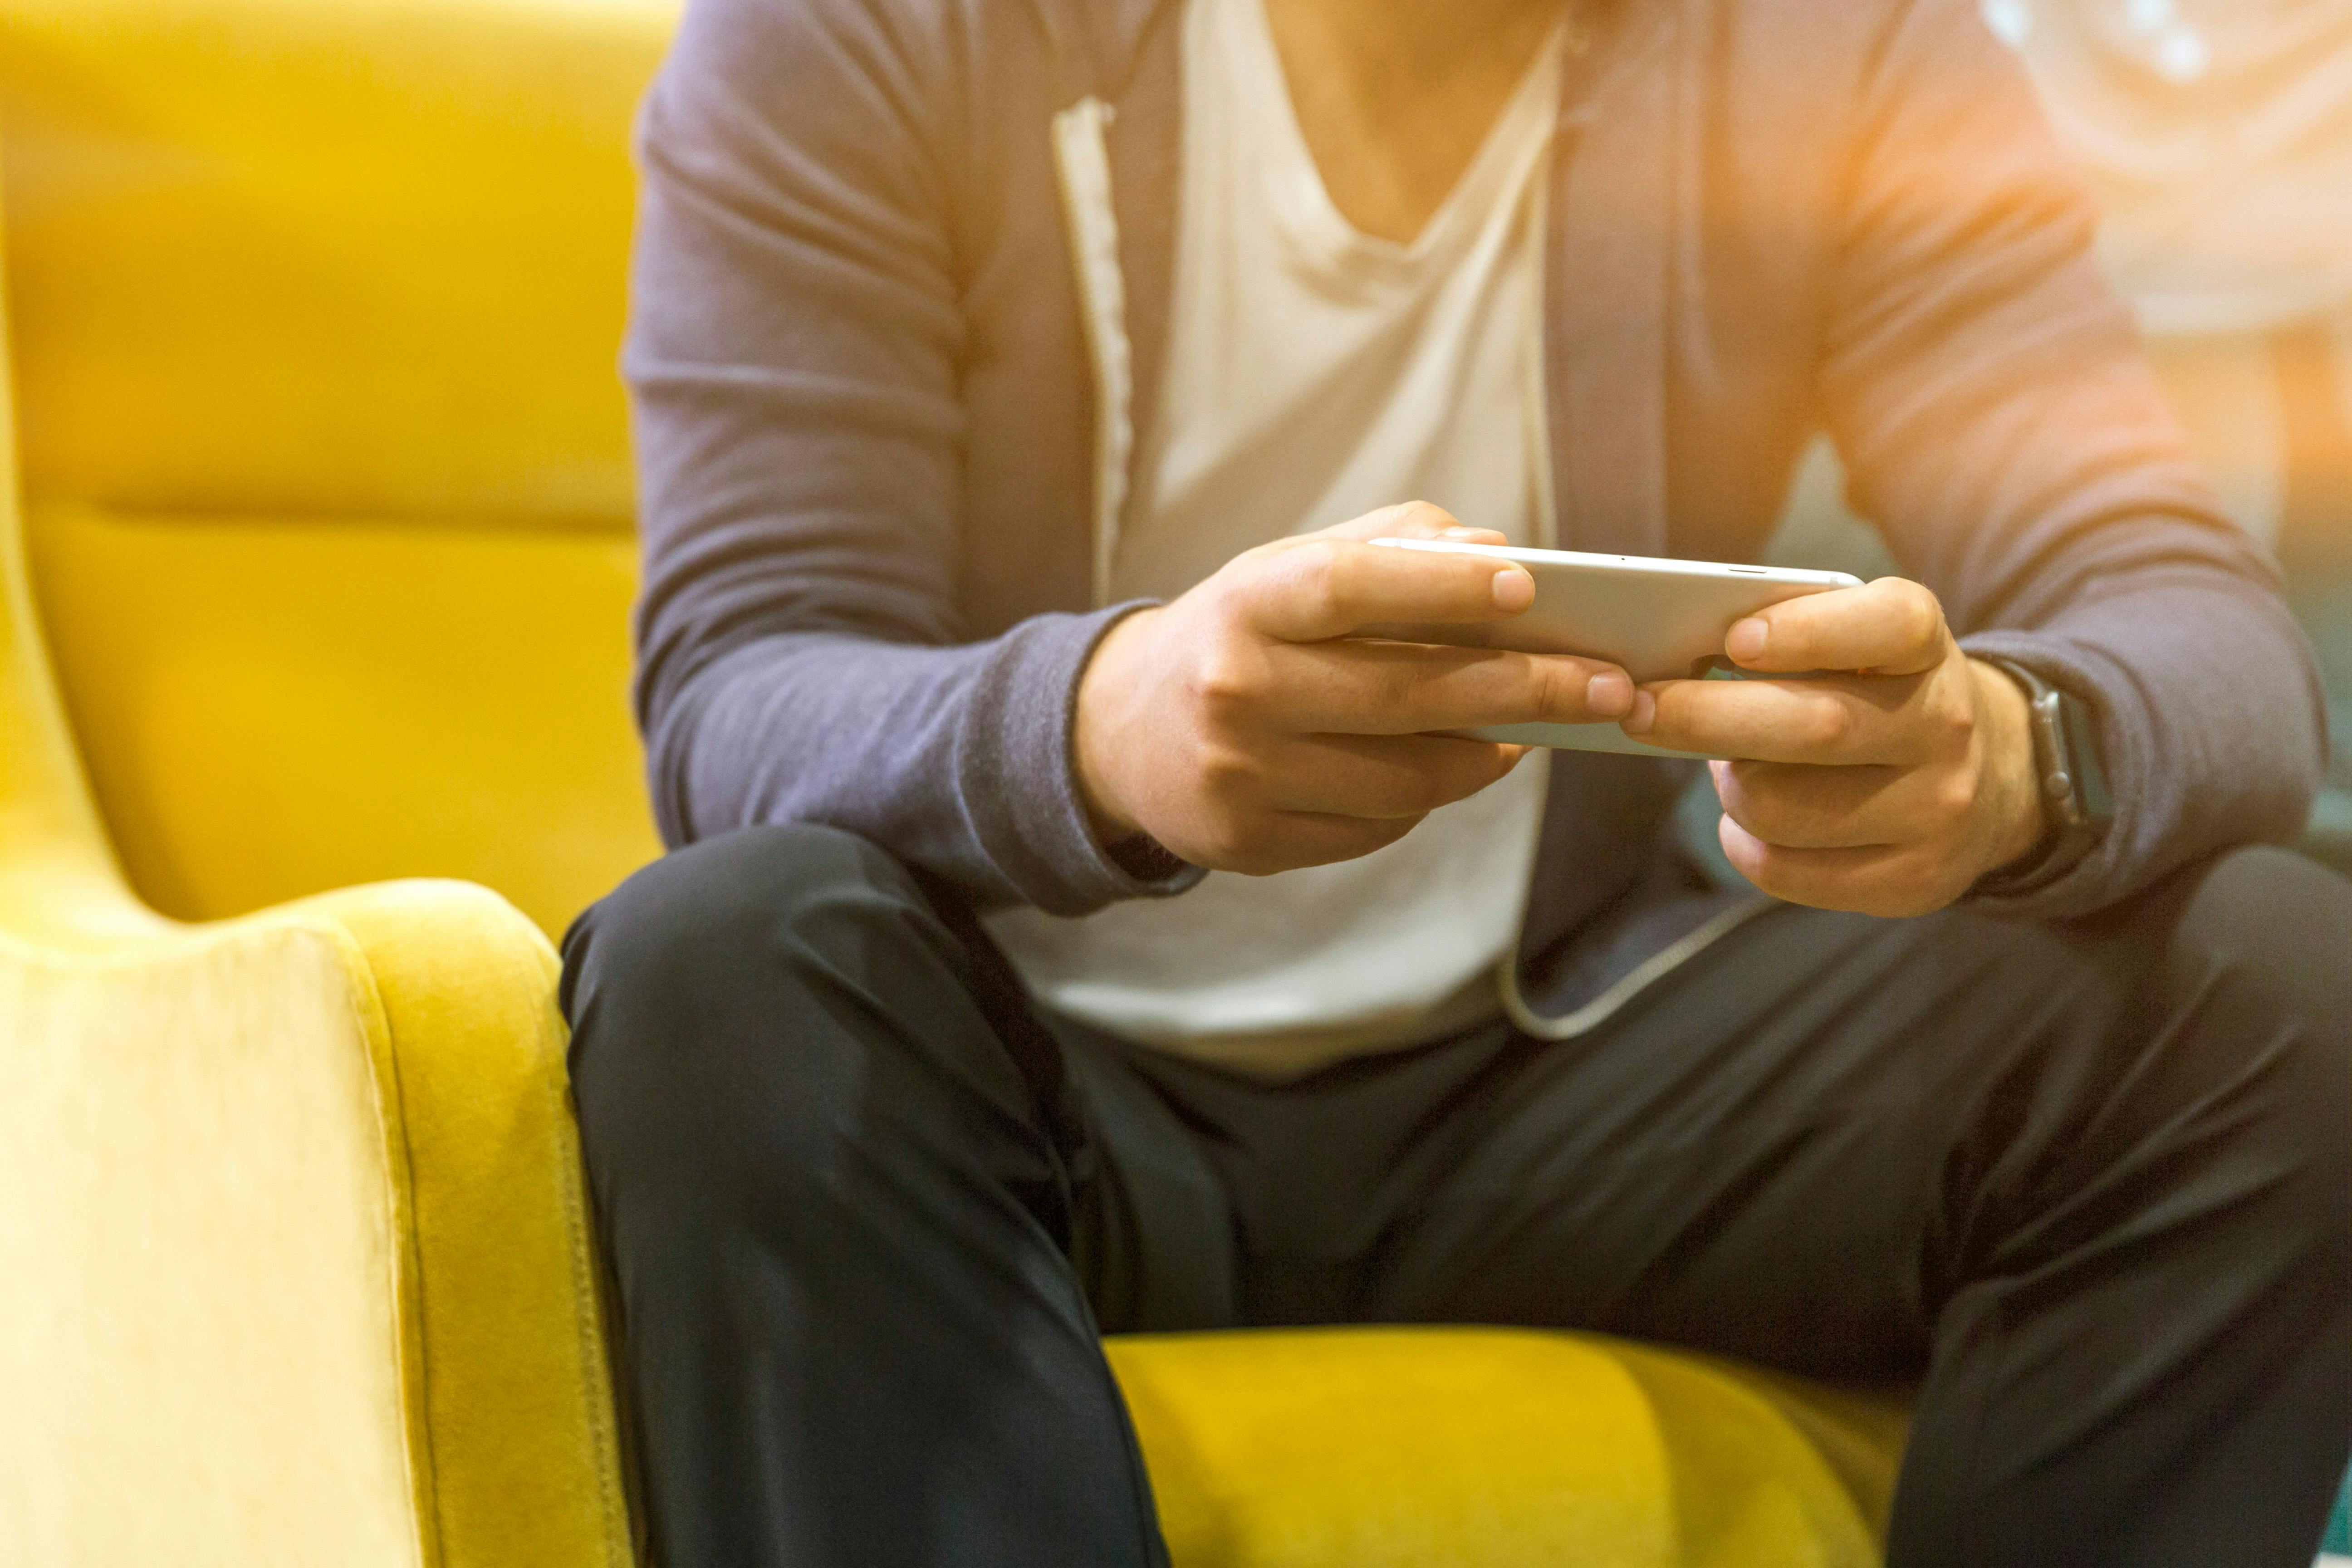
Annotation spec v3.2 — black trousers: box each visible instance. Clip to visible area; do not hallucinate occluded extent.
[561,823,2352,1568]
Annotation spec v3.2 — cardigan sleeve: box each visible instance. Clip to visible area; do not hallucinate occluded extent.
[623,0,1196,914]
[1818,0,2327,917]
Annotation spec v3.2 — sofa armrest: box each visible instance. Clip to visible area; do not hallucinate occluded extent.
[0,877,631,1568]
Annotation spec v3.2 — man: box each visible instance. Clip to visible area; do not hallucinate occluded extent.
[561,0,2352,1562]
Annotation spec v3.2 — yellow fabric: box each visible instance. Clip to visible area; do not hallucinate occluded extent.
[1108,1328,1897,1568]
[0,139,631,1566]
[3,0,669,939]
[0,884,637,1568]
[0,1,1911,1564]
[0,0,668,526]
[28,502,660,939]
[0,917,428,1567]
[296,880,632,1568]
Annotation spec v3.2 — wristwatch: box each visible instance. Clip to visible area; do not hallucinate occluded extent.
[1973,657,2112,897]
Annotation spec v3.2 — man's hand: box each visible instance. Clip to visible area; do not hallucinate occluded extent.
[1075,504,1635,875]
[1622,577,2048,917]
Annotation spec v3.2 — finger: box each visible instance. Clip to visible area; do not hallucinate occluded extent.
[1711,757,1959,850]
[1724,577,1948,676]
[1263,733,1525,819]
[1716,816,1969,918]
[1255,639,1635,734]
[1626,671,1932,765]
[1231,535,1535,642]
[1313,500,1506,546]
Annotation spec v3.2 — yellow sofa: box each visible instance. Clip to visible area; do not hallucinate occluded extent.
[0,0,1907,1563]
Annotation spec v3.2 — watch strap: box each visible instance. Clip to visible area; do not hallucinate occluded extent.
[1971,657,2111,897]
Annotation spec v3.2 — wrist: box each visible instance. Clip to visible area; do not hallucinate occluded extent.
[1970,655,2116,898]
[1970,656,2049,878]
[1073,608,1156,847]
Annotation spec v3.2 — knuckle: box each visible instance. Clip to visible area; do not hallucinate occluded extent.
[1220,542,1291,592]
[1911,692,1975,766]
[1296,542,1354,626]
[1195,744,1259,801]
[1190,650,1263,716]
[1298,536,1347,576]
[1803,699,1854,752]
[1527,657,1583,721]
[1378,657,1426,710]
[1508,658,1553,721]
[1937,686,1977,744]
[1927,771,1977,828]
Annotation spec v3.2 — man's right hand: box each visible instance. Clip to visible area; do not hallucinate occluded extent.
[1073,502,1636,875]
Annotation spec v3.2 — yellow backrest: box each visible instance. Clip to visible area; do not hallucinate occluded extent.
[0,0,675,937]
[0,197,157,951]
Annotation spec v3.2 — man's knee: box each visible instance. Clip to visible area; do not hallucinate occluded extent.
[564,822,925,1028]
[2160,845,2352,1240]
[560,823,938,1196]
[2166,845,2352,1040]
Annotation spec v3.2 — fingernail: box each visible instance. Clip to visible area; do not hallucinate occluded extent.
[1441,526,1485,539]
[1587,670,1632,718]
[1491,567,1534,612]
[1622,691,1656,735]
[1726,618,1768,664]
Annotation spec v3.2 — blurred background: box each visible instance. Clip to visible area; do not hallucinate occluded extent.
[1769,0,2352,885]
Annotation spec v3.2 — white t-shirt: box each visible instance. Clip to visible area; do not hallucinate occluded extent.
[985,0,1565,1078]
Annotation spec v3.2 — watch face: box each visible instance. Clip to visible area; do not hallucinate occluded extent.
[2025,691,2073,823]
[1993,659,2112,858]
[2053,689,2113,826]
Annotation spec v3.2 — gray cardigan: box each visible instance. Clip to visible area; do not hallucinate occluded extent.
[622,0,2326,1025]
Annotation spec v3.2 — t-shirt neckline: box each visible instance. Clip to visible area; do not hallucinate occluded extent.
[1222,0,1568,271]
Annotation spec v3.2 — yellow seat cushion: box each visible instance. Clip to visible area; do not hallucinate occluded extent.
[1109,1328,1901,1568]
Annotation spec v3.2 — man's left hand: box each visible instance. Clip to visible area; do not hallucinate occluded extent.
[1622,577,2048,917]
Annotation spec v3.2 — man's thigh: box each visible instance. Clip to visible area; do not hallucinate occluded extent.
[1352,846,2352,1379]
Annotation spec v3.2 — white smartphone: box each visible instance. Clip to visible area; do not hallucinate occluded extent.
[1367,538,1865,756]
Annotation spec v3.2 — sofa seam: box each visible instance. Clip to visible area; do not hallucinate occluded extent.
[523,934,633,1566]
[315,917,446,1568]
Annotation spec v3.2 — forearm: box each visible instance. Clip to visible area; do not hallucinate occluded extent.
[647,613,1200,916]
